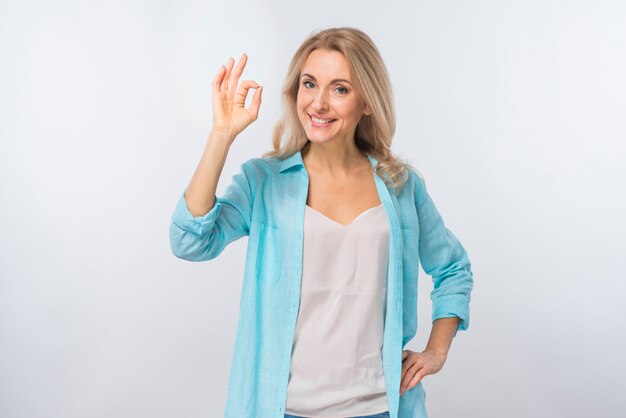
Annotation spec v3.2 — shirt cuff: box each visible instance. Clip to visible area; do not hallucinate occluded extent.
[432,293,470,334]
[171,191,222,236]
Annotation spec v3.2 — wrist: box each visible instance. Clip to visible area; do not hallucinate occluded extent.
[208,128,236,145]
[423,347,449,360]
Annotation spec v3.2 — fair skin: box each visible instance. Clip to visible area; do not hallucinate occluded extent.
[183,53,262,218]
[296,50,460,396]
[297,48,380,224]
[183,51,460,398]
[400,317,461,396]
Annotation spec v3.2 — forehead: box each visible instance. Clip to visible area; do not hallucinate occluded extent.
[301,49,352,80]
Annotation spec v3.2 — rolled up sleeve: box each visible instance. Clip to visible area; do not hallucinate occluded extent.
[413,172,474,335]
[169,161,252,261]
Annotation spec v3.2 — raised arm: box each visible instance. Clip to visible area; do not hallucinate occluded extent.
[169,53,263,261]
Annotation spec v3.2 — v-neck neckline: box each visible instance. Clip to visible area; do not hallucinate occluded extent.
[305,204,383,227]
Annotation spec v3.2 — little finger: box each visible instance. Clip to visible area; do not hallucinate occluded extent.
[408,370,425,389]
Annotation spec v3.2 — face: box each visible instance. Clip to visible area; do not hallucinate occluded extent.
[296,48,370,146]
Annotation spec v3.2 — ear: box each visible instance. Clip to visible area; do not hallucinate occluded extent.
[363,103,372,116]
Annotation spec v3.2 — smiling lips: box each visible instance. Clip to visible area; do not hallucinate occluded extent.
[308,113,337,127]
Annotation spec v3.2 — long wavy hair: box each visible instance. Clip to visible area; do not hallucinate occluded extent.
[261,26,417,194]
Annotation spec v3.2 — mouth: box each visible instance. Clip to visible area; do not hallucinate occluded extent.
[308,113,337,127]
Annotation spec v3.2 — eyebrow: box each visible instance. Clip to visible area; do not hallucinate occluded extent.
[300,73,352,85]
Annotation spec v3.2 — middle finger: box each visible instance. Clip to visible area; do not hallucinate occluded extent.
[227,53,248,96]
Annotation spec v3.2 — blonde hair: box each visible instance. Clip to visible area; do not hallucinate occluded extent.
[261,26,417,194]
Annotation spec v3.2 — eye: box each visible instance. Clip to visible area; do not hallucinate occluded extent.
[302,80,315,89]
[335,86,349,94]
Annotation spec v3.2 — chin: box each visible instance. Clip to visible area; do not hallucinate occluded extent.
[302,124,343,144]
[304,130,338,143]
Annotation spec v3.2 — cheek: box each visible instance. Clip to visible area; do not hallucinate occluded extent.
[296,100,308,124]
[296,93,307,111]
[296,98,306,116]
[336,102,361,121]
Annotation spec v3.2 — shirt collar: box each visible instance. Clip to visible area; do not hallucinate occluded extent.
[278,150,379,173]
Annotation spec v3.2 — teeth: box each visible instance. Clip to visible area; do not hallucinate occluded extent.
[311,115,334,124]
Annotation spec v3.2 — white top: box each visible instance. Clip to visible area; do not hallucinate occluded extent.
[284,203,390,418]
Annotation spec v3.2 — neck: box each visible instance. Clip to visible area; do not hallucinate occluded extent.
[302,140,369,177]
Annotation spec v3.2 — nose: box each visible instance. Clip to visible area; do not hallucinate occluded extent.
[312,89,329,111]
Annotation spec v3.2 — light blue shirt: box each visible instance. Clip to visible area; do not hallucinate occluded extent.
[169,150,474,418]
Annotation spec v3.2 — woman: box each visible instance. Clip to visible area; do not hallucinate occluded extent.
[170,27,473,418]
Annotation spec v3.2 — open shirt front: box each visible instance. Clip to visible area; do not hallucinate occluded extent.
[169,150,474,418]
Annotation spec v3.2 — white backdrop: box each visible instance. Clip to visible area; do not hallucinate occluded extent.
[1,0,625,417]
